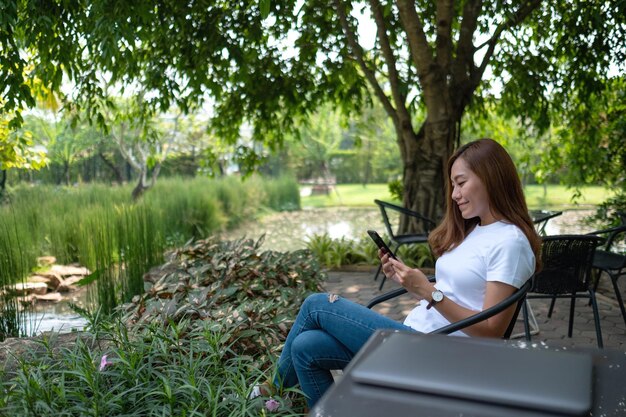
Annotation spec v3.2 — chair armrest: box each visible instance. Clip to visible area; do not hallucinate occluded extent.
[365,275,435,309]
[586,224,626,236]
[429,279,532,335]
[586,225,626,251]
[365,288,408,309]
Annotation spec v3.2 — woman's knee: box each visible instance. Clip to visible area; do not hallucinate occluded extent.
[291,330,352,372]
[301,293,329,311]
[290,331,318,365]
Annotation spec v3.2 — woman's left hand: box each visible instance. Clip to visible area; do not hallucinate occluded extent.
[386,258,433,301]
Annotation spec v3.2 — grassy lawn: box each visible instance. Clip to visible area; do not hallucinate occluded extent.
[301,183,613,210]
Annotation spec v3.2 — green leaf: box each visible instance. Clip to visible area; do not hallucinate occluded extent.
[259,0,271,18]
[75,269,103,286]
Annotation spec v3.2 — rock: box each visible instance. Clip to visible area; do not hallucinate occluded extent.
[56,275,83,293]
[47,265,90,277]
[31,266,89,292]
[8,282,48,296]
[0,331,108,375]
[56,283,78,293]
[34,292,63,302]
[35,272,62,289]
[28,274,51,283]
[37,256,57,267]
[62,275,84,286]
[29,274,59,290]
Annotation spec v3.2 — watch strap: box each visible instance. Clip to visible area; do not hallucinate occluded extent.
[426,289,443,310]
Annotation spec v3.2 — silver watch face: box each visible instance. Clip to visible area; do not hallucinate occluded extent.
[432,290,444,302]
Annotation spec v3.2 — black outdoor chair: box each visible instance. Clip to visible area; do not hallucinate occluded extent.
[366,276,532,339]
[373,199,436,290]
[522,235,605,347]
[586,219,626,327]
[523,210,564,335]
[529,209,563,236]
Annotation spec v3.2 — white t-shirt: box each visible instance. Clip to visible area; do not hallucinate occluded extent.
[403,221,535,336]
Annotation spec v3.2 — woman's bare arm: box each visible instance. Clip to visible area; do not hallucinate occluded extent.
[381,254,517,338]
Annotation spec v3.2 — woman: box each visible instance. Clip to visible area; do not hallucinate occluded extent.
[258,138,542,408]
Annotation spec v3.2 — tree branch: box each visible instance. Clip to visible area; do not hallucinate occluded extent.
[473,0,542,86]
[333,0,398,125]
[395,0,436,81]
[114,123,142,171]
[435,0,454,71]
[453,0,481,84]
[368,0,413,125]
[98,152,123,183]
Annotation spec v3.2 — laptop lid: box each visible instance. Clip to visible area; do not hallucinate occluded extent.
[350,332,593,416]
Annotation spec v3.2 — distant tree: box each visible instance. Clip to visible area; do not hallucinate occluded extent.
[23,114,97,186]
[288,105,345,184]
[0,115,46,193]
[104,97,181,200]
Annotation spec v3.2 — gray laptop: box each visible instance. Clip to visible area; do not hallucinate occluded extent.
[350,332,593,416]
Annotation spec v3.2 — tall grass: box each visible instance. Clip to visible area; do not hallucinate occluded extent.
[116,204,163,303]
[0,175,300,337]
[0,206,33,339]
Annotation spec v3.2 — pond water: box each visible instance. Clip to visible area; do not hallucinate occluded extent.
[224,207,386,251]
[225,207,597,251]
[25,207,596,335]
[26,287,90,335]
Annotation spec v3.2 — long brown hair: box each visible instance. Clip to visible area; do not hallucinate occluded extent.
[428,138,542,272]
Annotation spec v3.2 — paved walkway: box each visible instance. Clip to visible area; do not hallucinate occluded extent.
[323,267,626,351]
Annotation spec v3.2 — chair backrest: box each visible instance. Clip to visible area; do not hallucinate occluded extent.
[532,235,603,295]
[430,278,532,339]
[374,199,436,238]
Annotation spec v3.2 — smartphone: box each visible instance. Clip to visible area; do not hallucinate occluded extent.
[367,230,398,259]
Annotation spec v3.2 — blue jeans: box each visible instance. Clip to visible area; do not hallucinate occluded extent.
[274,293,415,407]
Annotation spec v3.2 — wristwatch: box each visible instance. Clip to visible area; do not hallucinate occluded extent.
[426,289,444,310]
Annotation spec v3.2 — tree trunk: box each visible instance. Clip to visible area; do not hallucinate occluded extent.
[131,161,162,201]
[0,169,6,196]
[64,161,71,186]
[131,173,148,200]
[399,115,456,233]
[131,182,147,200]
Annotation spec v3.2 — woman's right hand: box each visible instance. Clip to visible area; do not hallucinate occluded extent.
[379,250,432,300]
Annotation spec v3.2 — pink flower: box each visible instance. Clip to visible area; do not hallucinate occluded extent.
[265,398,280,412]
[99,354,111,371]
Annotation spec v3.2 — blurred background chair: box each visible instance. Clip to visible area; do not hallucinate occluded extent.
[523,234,604,347]
[373,199,436,290]
[586,214,626,327]
[529,209,563,236]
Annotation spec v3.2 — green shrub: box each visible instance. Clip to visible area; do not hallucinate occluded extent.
[588,192,626,228]
[2,321,306,416]
[306,232,435,270]
[260,175,301,212]
[2,238,324,416]
[388,179,403,201]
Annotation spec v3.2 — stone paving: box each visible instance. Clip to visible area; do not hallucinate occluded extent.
[323,267,626,352]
